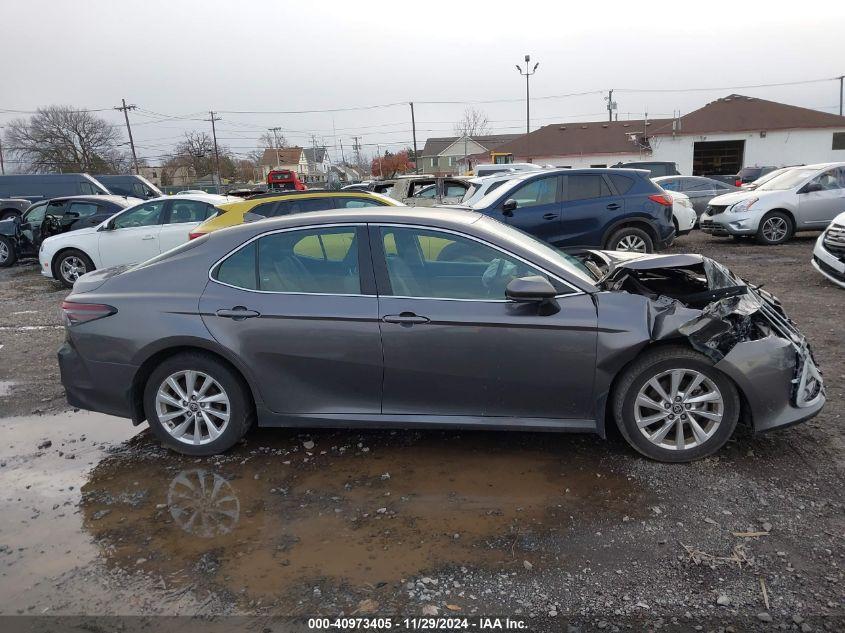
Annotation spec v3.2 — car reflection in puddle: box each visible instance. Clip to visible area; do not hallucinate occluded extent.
[168,469,241,538]
[80,429,646,609]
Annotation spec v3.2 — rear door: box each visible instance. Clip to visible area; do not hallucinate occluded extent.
[97,199,166,267]
[495,174,564,244]
[159,199,217,252]
[199,224,383,415]
[558,173,621,248]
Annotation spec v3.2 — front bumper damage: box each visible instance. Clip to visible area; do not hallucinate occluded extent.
[593,252,825,433]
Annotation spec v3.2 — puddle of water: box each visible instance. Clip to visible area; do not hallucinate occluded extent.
[0,410,143,609]
[76,430,646,605]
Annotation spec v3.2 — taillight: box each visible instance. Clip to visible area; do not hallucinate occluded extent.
[61,301,116,326]
[735,179,742,187]
[188,231,203,240]
[648,194,673,207]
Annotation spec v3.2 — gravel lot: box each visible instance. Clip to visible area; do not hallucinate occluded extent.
[0,231,842,630]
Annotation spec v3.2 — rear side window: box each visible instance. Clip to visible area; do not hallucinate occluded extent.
[67,202,100,217]
[213,227,360,294]
[167,200,215,224]
[609,174,635,194]
[567,175,612,201]
[250,201,279,217]
[78,181,101,195]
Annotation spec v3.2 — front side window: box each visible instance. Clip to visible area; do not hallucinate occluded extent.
[167,200,214,224]
[112,200,166,229]
[24,202,48,224]
[808,168,844,191]
[507,176,560,208]
[67,202,100,218]
[566,175,612,201]
[214,227,360,294]
[78,181,102,195]
[379,226,548,300]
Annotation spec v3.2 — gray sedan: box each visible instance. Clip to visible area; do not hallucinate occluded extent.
[58,207,824,462]
[653,176,739,216]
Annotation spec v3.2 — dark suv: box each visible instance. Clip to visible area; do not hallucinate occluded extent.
[469,168,675,253]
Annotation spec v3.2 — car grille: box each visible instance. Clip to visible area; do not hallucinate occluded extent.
[699,220,728,235]
[706,205,727,215]
[814,255,845,281]
[822,223,845,259]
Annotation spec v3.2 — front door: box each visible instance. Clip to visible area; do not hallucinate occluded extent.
[199,225,382,415]
[97,199,166,267]
[495,174,564,245]
[799,167,845,226]
[372,224,597,420]
[18,202,50,255]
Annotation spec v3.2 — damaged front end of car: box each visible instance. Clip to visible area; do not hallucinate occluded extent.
[587,251,825,434]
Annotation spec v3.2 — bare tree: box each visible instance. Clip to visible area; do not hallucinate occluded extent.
[4,105,128,173]
[247,130,288,165]
[453,107,490,138]
[164,131,238,182]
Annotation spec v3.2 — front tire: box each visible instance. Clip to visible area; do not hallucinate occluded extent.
[143,352,254,456]
[0,236,16,268]
[55,249,94,288]
[606,226,654,253]
[756,211,793,245]
[612,346,740,462]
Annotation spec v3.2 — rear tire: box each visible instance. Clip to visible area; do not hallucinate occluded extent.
[606,226,654,253]
[755,211,793,245]
[0,236,16,268]
[55,249,94,288]
[143,352,254,456]
[612,346,740,462]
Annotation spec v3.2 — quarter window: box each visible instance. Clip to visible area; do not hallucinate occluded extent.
[379,226,549,300]
[112,200,166,229]
[67,202,100,218]
[214,227,360,294]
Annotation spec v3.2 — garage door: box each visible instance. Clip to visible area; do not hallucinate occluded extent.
[692,140,745,176]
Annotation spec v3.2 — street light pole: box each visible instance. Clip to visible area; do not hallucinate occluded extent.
[516,55,539,162]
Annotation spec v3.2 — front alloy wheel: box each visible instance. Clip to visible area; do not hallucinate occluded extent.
[634,368,724,450]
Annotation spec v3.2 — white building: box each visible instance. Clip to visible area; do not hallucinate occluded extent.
[492,95,845,175]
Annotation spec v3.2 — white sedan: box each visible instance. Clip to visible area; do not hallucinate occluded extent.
[40,194,235,287]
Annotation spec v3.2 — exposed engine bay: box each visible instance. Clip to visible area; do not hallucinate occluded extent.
[580,250,824,410]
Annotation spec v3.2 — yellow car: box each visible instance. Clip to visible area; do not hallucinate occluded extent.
[189,190,401,239]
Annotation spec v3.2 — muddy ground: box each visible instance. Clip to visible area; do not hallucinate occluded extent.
[0,232,842,630]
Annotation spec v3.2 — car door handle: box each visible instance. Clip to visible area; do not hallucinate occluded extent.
[216,307,261,320]
[141,234,156,240]
[606,203,621,210]
[542,213,557,220]
[382,312,430,325]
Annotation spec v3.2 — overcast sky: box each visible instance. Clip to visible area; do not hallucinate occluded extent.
[3,0,845,165]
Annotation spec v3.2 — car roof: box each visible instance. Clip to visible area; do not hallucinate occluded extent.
[157,193,235,204]
[218,190,400,210]
[39,195,140,206]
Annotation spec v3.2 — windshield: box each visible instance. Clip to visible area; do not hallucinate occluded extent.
[477,215,597,285]
[757,167,817,191]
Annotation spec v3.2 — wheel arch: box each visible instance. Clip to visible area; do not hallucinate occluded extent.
[601,217,659,249]
[50,246,96,280]
[129,344,258,425]
[762,207,796,228]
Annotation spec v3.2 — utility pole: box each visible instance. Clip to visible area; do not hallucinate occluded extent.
[605,89,617,122]
[409,102,419,174]
[115,99,139,174]
[516,55,539,161]
[269,127,283,167]
[0,133,5,175]
[339,138,346,165]
[352,136,362,168]
[207,111,222,192]
[839,75,844,116]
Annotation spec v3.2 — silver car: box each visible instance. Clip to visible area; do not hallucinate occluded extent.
[58,208,824,461]
[700,163,845,244]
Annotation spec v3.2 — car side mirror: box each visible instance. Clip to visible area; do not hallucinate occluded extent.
[801,182,823,194]
[506,275,560,315]
[98,220,114,231]
[501,198,518,215]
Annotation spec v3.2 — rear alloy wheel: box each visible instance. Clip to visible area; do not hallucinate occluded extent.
[756,211,793,245]
[607,227,654,253]
[613,346,740,462]
[55,249,94,288]
[0,236,16,268]
[144,353,254,456]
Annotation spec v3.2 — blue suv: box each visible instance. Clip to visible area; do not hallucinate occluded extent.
[468,168,676,252]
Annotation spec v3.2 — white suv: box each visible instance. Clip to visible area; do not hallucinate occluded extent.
[700,163,845,245]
